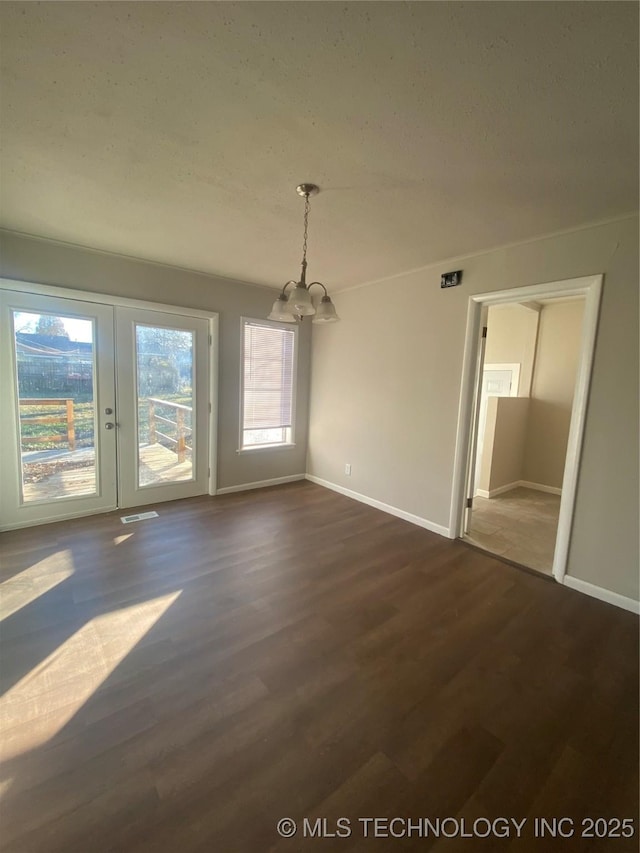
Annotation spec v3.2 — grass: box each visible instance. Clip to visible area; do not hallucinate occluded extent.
[19,401,95,451]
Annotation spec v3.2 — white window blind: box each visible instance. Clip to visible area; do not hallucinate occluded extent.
[241,320,295,447]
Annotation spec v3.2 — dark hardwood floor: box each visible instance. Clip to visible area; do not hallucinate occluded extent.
[0,482,638,852]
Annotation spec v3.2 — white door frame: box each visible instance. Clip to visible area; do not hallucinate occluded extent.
[449,274,603,583]
[0,278,219,519]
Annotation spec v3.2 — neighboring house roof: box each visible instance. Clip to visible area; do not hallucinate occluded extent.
[15,333,92,355]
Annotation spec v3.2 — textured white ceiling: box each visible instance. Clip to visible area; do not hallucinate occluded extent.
[1,2,637,291]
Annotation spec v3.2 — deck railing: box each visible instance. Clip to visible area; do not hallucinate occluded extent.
[19,398,76,451]
[147,397,192,462]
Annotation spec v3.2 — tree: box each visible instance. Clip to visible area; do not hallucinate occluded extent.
[36,315,69,338]
[136,327,192,353]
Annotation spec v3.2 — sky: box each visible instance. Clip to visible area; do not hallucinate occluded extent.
[13,311,93,343]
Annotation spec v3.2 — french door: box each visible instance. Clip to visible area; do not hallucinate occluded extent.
[0,290,211,529]
[115,306,210,507]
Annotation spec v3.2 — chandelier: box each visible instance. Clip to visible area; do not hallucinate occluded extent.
[268,184,340,324]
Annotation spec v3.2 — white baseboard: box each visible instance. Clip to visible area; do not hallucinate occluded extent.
[519,480,562,496]
[563,575,640,615]
[305,474,451,539]
[0,504,117,532]
[216,474,306,495]
[476,482,520,498]
[476,480,562,499]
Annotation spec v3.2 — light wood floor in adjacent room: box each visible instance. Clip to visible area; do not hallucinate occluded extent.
[0,482,638,852]
[465,487,561,574]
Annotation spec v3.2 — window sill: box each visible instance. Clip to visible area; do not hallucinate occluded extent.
[237,443,297,455]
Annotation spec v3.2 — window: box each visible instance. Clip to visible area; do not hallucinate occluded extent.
[240,319,296,450]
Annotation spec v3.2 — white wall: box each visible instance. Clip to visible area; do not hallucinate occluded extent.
[480,299,585,491]
[308,215,639,601]
[0,230,311,491]
[479,396,530,493]
[484,304,539,396]
[524,300,584,488]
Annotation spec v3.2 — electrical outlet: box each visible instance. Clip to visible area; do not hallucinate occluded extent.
[345,463,351,476]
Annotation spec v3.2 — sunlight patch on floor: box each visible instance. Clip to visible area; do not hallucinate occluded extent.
[0,552,75,622]
[0,778,14,797]
[0,590,181,763]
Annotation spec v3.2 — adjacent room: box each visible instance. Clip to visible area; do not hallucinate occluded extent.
[464,296,586,573]
[0,3,638,852]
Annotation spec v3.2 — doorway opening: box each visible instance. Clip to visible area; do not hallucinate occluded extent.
[449,275,602,584]
[0,284,217,530]
[466,298,586,573]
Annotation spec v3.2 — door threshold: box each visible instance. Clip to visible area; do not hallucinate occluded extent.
[460,536,555,582]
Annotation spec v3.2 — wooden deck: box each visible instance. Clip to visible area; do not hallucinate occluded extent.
[138,443,192,487]
[22,444,192,502]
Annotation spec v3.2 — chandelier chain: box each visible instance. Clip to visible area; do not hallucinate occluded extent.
[301,193,310,267]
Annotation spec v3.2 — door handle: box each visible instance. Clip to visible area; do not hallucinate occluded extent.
[105,422,116,430]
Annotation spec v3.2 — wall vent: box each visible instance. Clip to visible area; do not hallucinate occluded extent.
[120,511,159,524]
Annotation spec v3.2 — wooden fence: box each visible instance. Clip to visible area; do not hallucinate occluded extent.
[18,397,192,459]
[147,398,192,462]
[19,398,76,451]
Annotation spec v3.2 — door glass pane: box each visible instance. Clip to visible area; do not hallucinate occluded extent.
[12,310,97,502]
[136,324,194,487]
